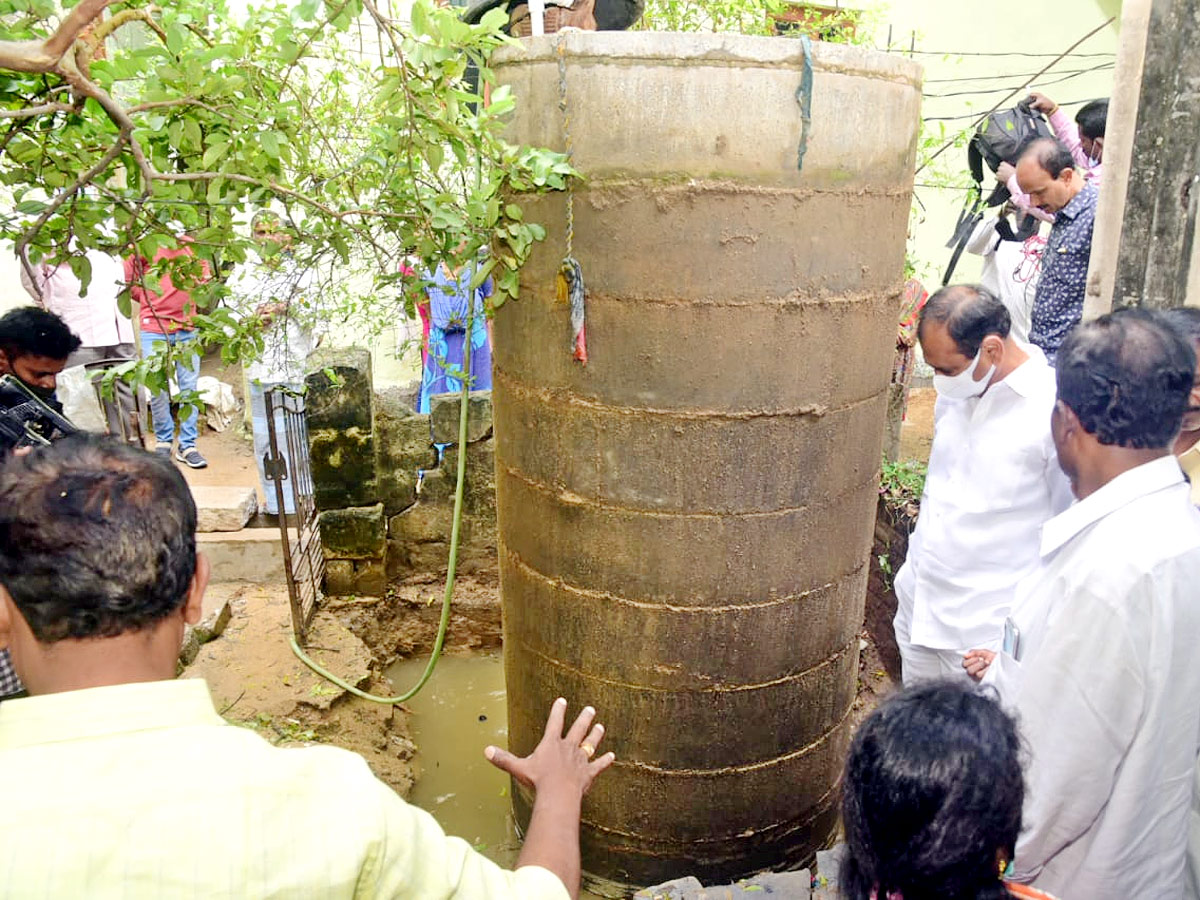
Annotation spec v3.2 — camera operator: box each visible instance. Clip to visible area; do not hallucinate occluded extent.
[0,307,80,453]
[0,306,80,702]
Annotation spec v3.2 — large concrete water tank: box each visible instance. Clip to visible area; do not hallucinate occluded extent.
[491,32,921,889]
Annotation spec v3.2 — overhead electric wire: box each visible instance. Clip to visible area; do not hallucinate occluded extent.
[923,98,1098,123]
[922,62,1114,98]
[899,48,1114,59]
[915,16,1117,175]
[924,62,1119,84]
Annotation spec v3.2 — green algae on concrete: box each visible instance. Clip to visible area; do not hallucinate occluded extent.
[319,503,386,560]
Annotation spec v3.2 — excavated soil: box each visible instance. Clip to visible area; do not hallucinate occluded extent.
[330,571,504,666]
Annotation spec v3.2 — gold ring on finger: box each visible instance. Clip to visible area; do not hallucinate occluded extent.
[580,742,595,758]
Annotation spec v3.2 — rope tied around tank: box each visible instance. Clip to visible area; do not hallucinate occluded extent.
[555,33,588,365]
[795,36,814,172]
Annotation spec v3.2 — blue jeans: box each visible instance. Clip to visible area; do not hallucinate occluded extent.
[141,330,200,450]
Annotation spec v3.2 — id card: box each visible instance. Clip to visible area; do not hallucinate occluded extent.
[1002,617,1021,660]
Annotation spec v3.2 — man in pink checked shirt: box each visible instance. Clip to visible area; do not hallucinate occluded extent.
[998,92,1107,223]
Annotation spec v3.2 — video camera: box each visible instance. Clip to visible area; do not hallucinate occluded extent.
[0,374,77,454]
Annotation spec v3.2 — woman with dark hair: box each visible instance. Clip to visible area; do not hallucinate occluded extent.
[841,682,1058,900]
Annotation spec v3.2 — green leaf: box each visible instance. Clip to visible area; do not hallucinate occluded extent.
[201,140,230,167]
[410,0,429,37]
[183,117,203,149]
[260,131,281,159]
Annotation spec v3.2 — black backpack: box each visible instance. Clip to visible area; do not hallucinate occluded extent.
[942,101,1054,285]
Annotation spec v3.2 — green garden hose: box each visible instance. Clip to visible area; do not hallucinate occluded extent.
[289,286,477,704]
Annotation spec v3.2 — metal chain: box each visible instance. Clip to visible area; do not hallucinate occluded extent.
[555,34,575,261]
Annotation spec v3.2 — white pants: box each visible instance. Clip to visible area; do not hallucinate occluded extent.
[893,580,984,687]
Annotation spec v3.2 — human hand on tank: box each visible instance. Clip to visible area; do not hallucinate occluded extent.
[996,161,1016,185]
[484,697,615,798]
[1026,92,1058,115]
[962,649,996,682]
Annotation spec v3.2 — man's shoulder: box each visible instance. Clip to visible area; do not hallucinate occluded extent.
[1067,490,1200,586]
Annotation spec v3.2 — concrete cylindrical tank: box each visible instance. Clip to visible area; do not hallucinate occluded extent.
[491,32,921,888]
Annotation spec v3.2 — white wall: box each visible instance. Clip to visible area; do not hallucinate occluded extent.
[861,0,1119,288]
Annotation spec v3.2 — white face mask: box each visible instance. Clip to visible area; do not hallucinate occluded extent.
[933,349,996,400]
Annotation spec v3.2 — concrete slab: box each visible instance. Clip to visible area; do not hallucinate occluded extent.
[191,484,258,532]
[198,528,290,583]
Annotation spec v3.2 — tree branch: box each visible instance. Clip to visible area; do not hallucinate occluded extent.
[0,100,77,119]
[152,171,414,221]
[42,0,116,62]
[89,7,166,46]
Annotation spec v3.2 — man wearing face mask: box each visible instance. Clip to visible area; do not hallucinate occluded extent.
[892,285,1072,686]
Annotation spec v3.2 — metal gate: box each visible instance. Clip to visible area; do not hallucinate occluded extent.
[263,386,324,644]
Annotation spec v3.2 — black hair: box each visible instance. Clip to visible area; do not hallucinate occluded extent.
[1019,137,1076,179]
[0,306,81,362]
[919,284,1012,358]
[0,434,198,642]
[1057,307,1196,449]
[840,682,1024,900]
[1160,306,1200,347]
[1075,99,1108,141]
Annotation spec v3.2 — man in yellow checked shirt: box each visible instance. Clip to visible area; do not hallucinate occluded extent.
[0,434,614,899]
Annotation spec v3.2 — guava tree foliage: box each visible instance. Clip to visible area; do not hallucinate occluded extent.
[0,0,572,394]
[634,0,874,42]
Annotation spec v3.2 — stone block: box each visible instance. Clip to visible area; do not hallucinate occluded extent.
[634,871,812,899]
[405,541,449,574]
[429,390,494,445]
[376,383,420,419]
[743,870,812,897]
[815,846,846,888]
[325,559,356,595]
[180,596,235,667]
[376,410,436,515]
[319,504,386,560]
[354,558,387,596]
[191,485,258,533]
[389,503,455,543]
[439,440,497,518]
[193,598,233,644]
[305,347,373,432]
[178,627,203,668]
[633,877,704,899]
[309,427,377,510]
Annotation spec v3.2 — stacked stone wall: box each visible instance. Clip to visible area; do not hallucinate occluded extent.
[306,348,496,596]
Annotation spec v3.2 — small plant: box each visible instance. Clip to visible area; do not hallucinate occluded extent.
[880,457,926,505]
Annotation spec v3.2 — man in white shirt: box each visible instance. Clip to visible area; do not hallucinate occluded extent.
[19,247,133,368]
[965,207,1045,345]
[227,212,320,516]
[20,247,137,438]
[893,284,1072,685]
[964,309,1200,900]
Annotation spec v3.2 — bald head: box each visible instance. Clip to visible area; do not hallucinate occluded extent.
[919,285,1011,359]
[1016,138,1082,215]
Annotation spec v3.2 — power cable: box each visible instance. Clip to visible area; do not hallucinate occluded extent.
[899,48,1114,59]
[925,62,1118,84]
[922,62,1114,99]
[923,98,1098,123]
[915,16,1116,175]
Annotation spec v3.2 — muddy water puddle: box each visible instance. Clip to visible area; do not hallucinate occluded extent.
[387,652,521,865]
[387,651,614,899]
